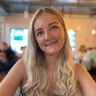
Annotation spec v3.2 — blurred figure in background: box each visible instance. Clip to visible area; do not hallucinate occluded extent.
[0,50,9,82]
[74,44,87,63]
[0,42,19,73]
[0,50,8,72]
[82,47,96,80]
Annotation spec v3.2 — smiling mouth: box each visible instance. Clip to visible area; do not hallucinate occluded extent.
[45,41,57,47]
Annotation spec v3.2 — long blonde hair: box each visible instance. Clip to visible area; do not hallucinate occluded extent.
[23,7,76,96]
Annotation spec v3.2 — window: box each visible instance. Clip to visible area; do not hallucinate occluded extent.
[67,29,76,51]
[11,28,28,53]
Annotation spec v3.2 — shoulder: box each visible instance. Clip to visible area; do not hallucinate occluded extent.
[10,58,26,81]
[74,63,96,96]
[15,58,24,66]
[14,58,24,69]
[74,63,91,84]
[74,63,84,81]
[74,63,90,81]
[75,63,86,73]
[0,58,26,96]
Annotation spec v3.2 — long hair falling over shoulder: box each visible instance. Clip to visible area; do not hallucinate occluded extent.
[23,7,76,96]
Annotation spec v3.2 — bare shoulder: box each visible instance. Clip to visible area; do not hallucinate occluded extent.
[74,63,86,75]
[14,58,24,70]
[74,63,93,82]
[74,63,85,81]
[11,58,26,80]
[0,58,26,96]
[2,58,26,84]
[74,63,96,96]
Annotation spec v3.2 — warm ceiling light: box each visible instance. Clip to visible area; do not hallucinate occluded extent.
[92,29,96,35]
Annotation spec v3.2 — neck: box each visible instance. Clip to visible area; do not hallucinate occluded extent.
[45,53,59,70]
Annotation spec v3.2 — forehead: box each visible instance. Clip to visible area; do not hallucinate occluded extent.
[34,13,61,29]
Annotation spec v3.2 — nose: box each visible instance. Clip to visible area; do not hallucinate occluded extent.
[44,30,51,40]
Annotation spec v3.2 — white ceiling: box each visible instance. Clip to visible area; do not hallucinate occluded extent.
[0,0,96,17]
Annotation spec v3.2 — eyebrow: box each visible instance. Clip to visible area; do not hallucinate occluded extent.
[34,22,58,32]
[48,22,58,26]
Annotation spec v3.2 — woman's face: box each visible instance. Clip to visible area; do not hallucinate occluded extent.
[34,12,66,55]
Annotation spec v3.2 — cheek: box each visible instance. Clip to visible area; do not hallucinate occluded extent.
[60,37,65,47]
[58,30,65,40]
[59,32,66,46]
[62,34,65,42]
[36,37,44,48]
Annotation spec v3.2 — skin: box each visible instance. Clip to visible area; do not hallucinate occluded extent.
[34,13,65,70]
[0,12,96,96]
[0,43,8,51]
[76,64,96,96]
[34,13,65,56]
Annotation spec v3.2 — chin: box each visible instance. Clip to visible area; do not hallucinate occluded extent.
[46,49,61,55]
[43,45,63,55]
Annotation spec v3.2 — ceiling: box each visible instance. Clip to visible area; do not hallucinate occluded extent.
[0,0,96,17]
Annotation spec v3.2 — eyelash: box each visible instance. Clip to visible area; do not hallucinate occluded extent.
[36,31,44,36]
[50,25,58,31]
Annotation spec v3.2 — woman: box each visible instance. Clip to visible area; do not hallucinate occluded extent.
[0,7,96,96]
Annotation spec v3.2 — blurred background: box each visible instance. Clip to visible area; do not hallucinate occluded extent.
[0,0,96,52]
[0,0,96,81]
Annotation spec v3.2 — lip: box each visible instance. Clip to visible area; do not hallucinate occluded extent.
[45,41,57,47]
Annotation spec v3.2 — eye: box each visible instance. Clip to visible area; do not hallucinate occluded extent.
[50,25,58,31]
[36,31,44,37]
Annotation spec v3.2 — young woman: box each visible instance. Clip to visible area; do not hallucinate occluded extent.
[0,7,96,96]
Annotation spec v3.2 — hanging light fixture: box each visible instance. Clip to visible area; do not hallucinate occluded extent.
[24,6,29,19]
